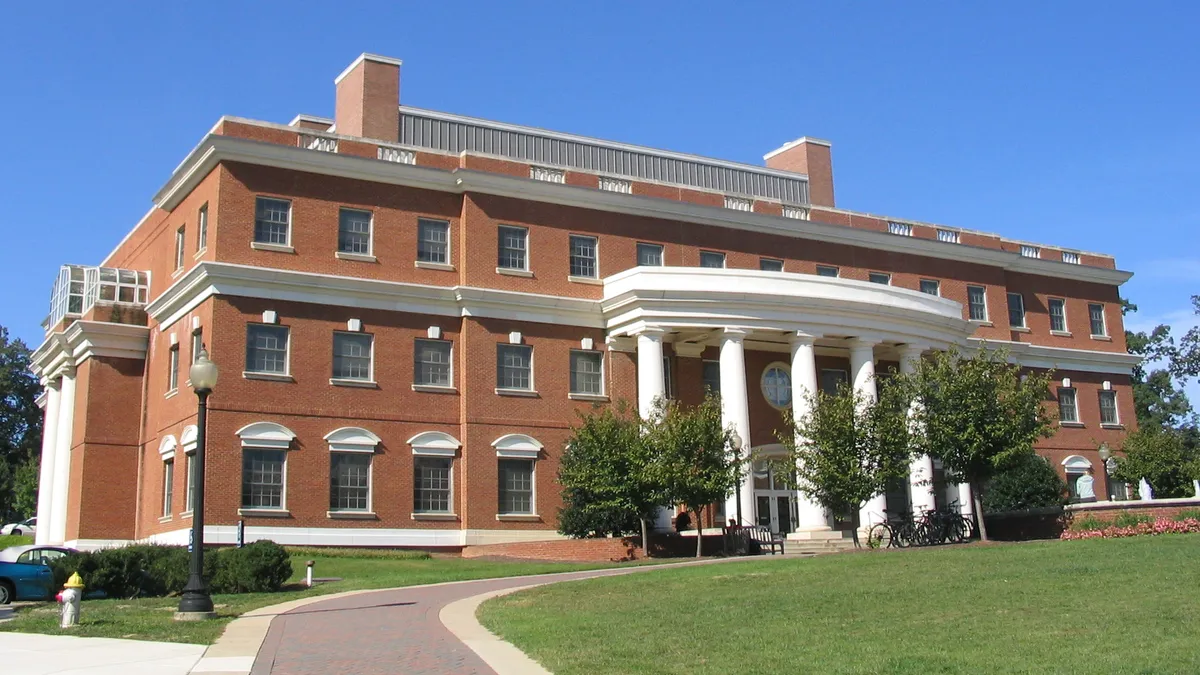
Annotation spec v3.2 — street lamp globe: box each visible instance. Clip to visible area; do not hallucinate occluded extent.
[730,430,743,451]
[1098,444,1112,462]
[190,349,219,392]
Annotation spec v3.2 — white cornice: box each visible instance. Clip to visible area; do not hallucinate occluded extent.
[31,321,150,379]
[334,53,403,85]
[969,339,1141,375]
[763,136,833,161]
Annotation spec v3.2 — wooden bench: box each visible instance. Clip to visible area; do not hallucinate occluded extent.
[748,525,785,555]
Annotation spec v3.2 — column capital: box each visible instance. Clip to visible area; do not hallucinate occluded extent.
[844,336,880,351]
[898,343,928,359]
[635,326,667,338]
[605,336,636,353]
[673,342,706,358]
[43,377,63,391]
[789,331,819,347]
[722,327,750,337]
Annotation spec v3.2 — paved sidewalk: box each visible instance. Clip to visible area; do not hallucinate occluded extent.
[0,632,205,674]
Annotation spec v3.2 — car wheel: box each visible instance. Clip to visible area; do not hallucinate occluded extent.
[0,580,13,605]
[10,528,20,536]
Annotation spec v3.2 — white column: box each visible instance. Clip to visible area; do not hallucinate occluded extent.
[1139,478,1154,501]
[1193,480,1200,498]
[48,368,77,545]
[959,482,975,524]
[900,345,936,515]
[34,379,62,545]
[635,328,673,531]
[849,338,885,531]
[719,328,755,525]
[790,332,828,531]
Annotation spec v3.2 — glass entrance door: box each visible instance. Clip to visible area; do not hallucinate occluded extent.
[752,458,797,535]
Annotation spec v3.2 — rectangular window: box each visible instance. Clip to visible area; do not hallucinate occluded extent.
[415,339,452,387]
[1058,388,1078,424]
[242,449,285,509]
[418,219,450,264]
[724,196,752,211]
[887,222,913,236]
[816,265,839,278]
[174,226,186,270]
[185,454,195,512]
[637,243,663,266]
[245,324,290,375]
[338,208,372,255]
[191,329,203,365]
[1099,391,1119,425]
[254,197,291,245]
[197,204,208,251]
[919,279,940,296]
[1062,251,1081,264]
[569,235,598,278]
[330,453,371,511]
[570,350,603,395]
[699,251,726,268]
[498,459,534,515]
[332,332,373,381]
[663,355,675,400]
[967,285,988,321]
[530,166,565,183]
[937,229,960,243]
[1089,303,1107,336]
[497,344,533,390]
[599,177,632,193]
[1020,245,1040,259]
[783,205,809,220]
[868,272,891,285]
[702,360,721,394]
[413,457,451,513]
[1007,292,1026,328]
[168,345,180,392]
[162,459,174,517]
[760,258,784,272]
[1049,298,1067,332]
[497,226,528,270]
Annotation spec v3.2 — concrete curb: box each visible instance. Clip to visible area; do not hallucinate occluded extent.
[440,584,553,675]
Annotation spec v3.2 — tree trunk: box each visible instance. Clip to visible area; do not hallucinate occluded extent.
[694,508,705,557]
[850,508,861,548]
[640,518,650,558]
[972,484,989,542]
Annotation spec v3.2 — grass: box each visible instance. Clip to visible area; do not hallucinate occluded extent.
[480,535,1200,674]
[0,548,635,645]
[0,534,34,549]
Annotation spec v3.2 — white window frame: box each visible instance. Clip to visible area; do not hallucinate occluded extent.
[1049,298,1068,334]
[1007,292,1026,329]
[1058,387,1079,425]
[760,362,793,410]
[253,196,293,249]
[497,225,530,273]
[413,338,454,390]
[181,425,197,515]
[759,257,784,272]
[1089,303,1108,337]
[568,349,605,399]
[1099,391,1120,426]
[702,359,721,394]
[167,343,180,393]
[868,272,891,285]
[416,218,452,267]
[967,285,989,322]
[636,242,664,266]
[699,251,726,269]
[174,225,186,271]
[324,427,381,515]
[815,265,839,278]
[331,331,375,385]
[492,434,543,518]
[336,207,374,258]
[919,279,940,296]
[196,203,208,253]
[235,422,296,516]
[413,456,454,515]
[158,435,177,520]
[244,323,291,378]
[496,343,535,393]
[568,234,599,280]
[162,457,175,518]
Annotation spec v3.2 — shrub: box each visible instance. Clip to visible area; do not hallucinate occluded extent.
[1061,516,1200,540]
[1069,514,1110,532]
[1175,509,1200,522]
[208,540,292,593]
[1111,512,1155,528]
[982,452,1068,513]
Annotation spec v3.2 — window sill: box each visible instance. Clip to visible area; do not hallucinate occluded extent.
[1100,423,1125,430]
[1050,330,1073,337]
[496,514,542,522]
[415,261,455,271]
[411,512,458,521]
[336,251,377,263]
[243,371,294,382]
[250,242,295,253]
[327,511,378,520]
[496,388,539,398]
[496,267,533,278]
[330,378,378,389]
[969,320,993,327]
[1059,422,1085,428]
[567,275,602,285]
[237,508,291,518]
[1091,335,1112,341]
[1009,326,1030,333]
[412,384,458,394]
[568,393,609,402]
[158,515,173,523]
[171,267,185,279]
[181,511,193,520]
[193,248,207,260]
[165,389,179,400]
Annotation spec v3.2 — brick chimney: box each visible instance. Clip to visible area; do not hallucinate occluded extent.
[764,137,835,208]
[334,53,402,143]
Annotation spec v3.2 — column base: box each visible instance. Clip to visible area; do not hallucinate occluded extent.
[174,611,218,622]
[786,529,846,542]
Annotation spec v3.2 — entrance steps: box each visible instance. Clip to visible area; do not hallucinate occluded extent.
[784,529,858,555]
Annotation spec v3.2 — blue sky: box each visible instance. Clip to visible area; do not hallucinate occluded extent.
[1,2,1197,356]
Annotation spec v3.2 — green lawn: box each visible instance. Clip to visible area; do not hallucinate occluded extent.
[0,534,34,549]
[0,548,632,645]
[479,535,1200,675]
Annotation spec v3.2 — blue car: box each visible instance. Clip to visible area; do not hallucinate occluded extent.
[0,545,75,604]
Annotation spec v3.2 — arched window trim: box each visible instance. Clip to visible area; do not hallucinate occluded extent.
[180,425,198,455]
[492,433,543,459]
[324,426,382,454]
[235,421,297,449]
[407,431,462,457]
[1062,455,1092,471]
[159,435,178,461]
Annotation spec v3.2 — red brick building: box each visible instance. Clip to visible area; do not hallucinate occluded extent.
[30,54,1138,550]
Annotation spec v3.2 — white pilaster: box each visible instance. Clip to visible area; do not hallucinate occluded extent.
[34,379,62,545]
[900,345,936,515]
[48,368,77,545]
[849,338,886,530]
[790,332,828,531]
[719,328,755,525]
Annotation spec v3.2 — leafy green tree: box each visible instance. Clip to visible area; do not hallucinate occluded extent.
[906,347,1055,541]
[1122,299,1196,430]
[645,395,739,557]
[773,380,913,547]
[981,451,1068,513]
[1111,425,1199,499]
[0,326,42,521]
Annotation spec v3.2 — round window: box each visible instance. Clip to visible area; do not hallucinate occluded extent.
[761,364,792,409]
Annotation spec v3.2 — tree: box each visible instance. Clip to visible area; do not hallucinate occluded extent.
[645,395,739,557]
[0,326,42,521]
[1123,299,1196,430]
[906,346,1055,541]
[1111,425,1199,499]
[981,452,1068,513]
[558,403,663,555]
[773,379,913,547]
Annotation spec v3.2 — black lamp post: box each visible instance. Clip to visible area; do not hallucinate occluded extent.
[176,348,218,620]
[730,431,744,526]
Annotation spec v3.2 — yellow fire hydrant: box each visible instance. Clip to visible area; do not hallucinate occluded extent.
[58,572,85,628]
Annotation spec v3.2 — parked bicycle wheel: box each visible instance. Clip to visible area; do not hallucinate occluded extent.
[947,517,967,543]
[894,522,915,548]
[867,523,893,549]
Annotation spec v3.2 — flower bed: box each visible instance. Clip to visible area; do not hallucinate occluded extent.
[1061,516,1200,540]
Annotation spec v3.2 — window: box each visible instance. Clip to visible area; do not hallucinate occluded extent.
[816,265,839,278]
[887,222,913,236]
[498,459,534,514]
[937,229,960,243]
[1058,388,1078,424]
[919,279,940,296]
[531,166,565,183]
[254,197,291,245]
[699,251,726,268]
[868,272,891,285]
[760,258,784,272]
[967,285,988,322]
[1007,292,1026,328]
[1062,251,1081,264]
[330,453,371,511]
[724,196,752,211]
[246,324,290,375]
[497,226,528,270]
[761,364,792,409]
[415,339,452,387]
[783,205,810,220]
[662,355,675,400]
[414,457,452,513]
[637,243,663,266]
[174,226,186,270]
[185,454,195,512]
[570,350,603,396]
[168,344,180,392]
[599,177,632,193]
[1063,456,1093,501]
[191,329,203,365]
[337,208,372,255]
[332,332,373,381]
[197,204,208,251]
[1049,298,1067,332]
[418,219,450,264]
[702,360,721,394]
[1089,303,1107,337]
[162,459,174,517]
[242,449,285,509]
[1099,391,1119,425]
[569,235,598,278]
[497,344,533,390]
